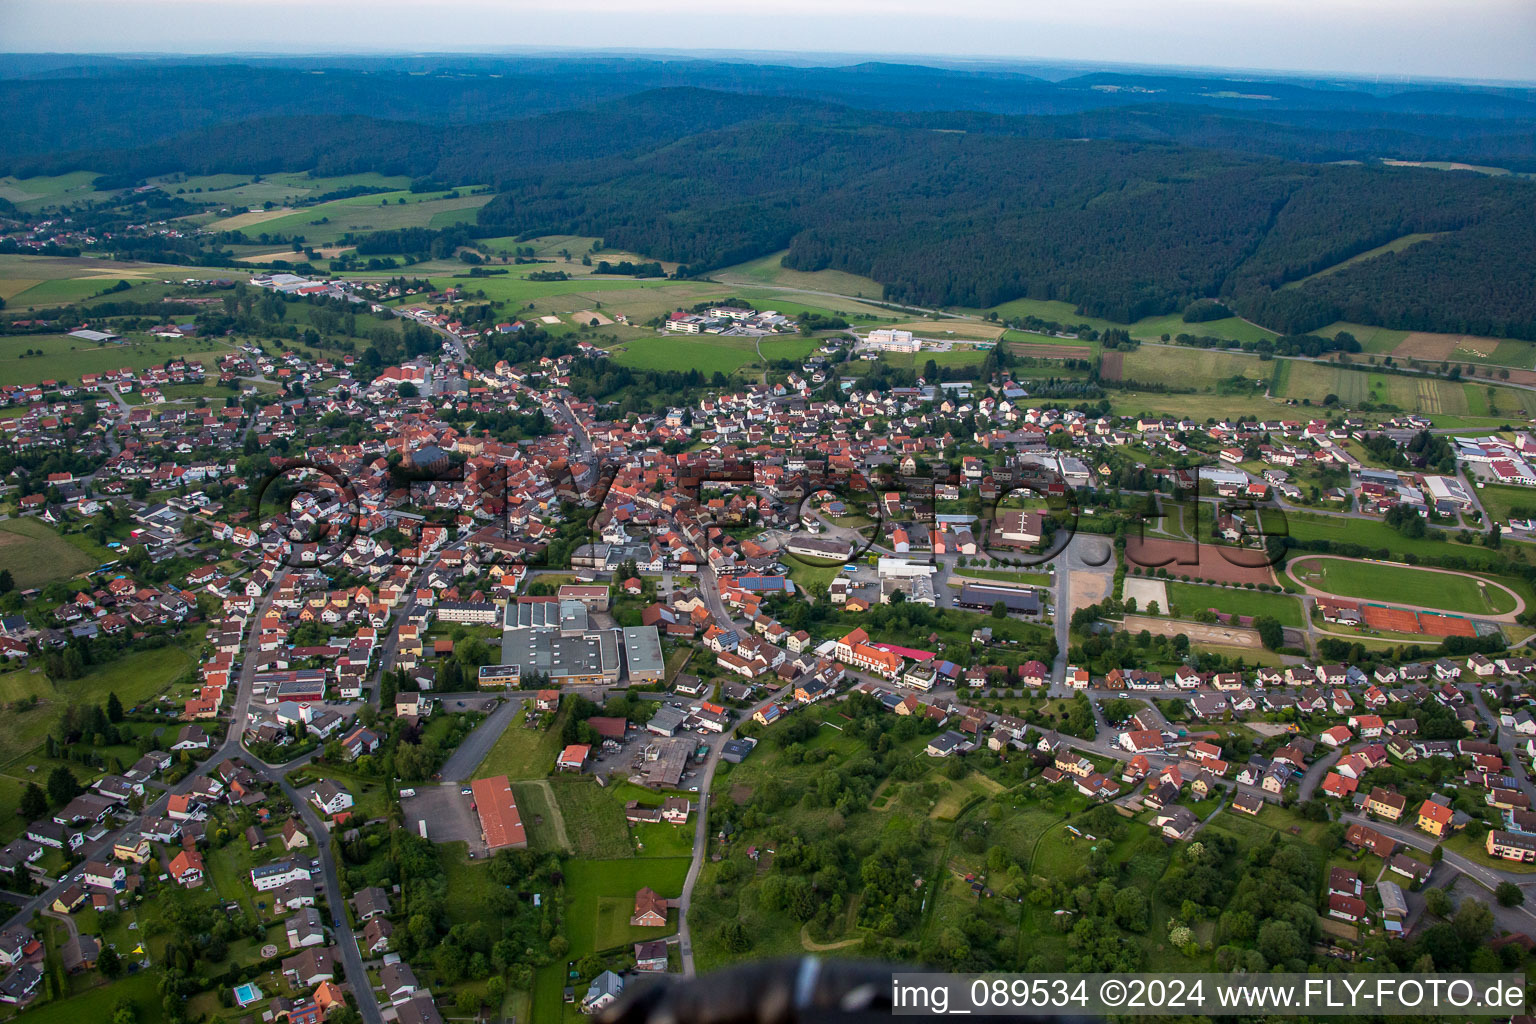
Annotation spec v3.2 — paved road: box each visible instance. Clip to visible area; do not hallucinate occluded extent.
[1297,747,1343,802]
[439,696,527,782]
[1471,686,1536,803]
[674,689,780,978]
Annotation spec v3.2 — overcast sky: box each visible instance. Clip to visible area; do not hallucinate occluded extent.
[2,0,1533,83]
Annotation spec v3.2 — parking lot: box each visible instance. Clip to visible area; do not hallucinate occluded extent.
[400,784,488,856]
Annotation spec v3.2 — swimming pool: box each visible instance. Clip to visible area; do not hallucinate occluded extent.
[233,982,262,1007]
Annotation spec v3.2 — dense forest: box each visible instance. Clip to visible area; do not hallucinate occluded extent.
[5,56,1536,167]
[8,58,1536,339]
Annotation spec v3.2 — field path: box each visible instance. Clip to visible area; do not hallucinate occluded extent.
[1285,554,1526,622]
[526,778,572,852]
[800,923,861,951]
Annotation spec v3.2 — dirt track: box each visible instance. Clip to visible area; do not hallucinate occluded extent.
[1121,613,1260,647]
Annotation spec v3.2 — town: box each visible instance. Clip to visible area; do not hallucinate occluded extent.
[4,33,1536,1024]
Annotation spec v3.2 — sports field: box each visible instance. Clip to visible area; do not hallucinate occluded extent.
[1163,581,1304,627]
[1288,555,1518,615]
[1122,536,1274,585]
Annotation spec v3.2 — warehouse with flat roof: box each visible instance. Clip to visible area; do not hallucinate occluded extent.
[622,626,664,684]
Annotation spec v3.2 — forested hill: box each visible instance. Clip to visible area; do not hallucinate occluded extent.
[467,110,1536,337]
[5,57,1536,339]
[5,55,1536,168]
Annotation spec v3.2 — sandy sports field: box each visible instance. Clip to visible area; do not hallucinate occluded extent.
[1122,536,1275,585]
[1121,613,1261,648]
[1121,577,1168,610]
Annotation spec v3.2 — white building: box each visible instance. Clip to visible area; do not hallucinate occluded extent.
[864,329,920,353]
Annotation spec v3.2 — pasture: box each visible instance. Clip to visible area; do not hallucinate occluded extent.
[1287,555,1519,615]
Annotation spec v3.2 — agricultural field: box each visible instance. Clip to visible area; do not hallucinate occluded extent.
[0,171,118,212]
[1163,581,1305,627]
[0,517,111,588]
[0,331,231,388]
[1287,555,1519,615]
[607,335,762,375]
[202,187,493,244]
[1113,346,1271,390]
[714,250,888,301]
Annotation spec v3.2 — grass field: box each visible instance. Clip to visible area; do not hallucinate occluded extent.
[608,335,761,375]
[0,171,118,212]
[714,250,887,300]
[475,715,563,781]
[550,776,635,859]
[1288,556,1518,615]
[1275,509,1526,569]
[6,277,127,307]
[1163,581,1305,626]
[1114,346,1272,389]
[563,857,691,954]
[0,332,230,388]
[1282,233,1445,290]
[0,517,107,588]
[1473,483,1536,525]
[202,187,492,243]
[952,567,1055,587]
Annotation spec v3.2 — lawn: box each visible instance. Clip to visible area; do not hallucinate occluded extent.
[1163,582,1305,627]
[952,567,1055,587]
[563,857,691,954]
[0,517,107,588]
[1288,557,1517,615]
